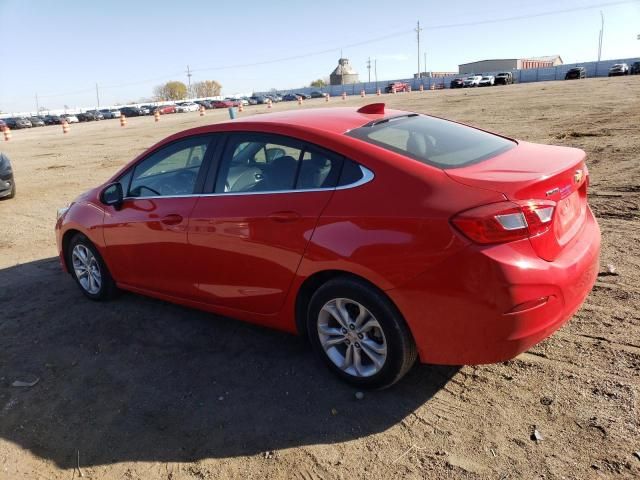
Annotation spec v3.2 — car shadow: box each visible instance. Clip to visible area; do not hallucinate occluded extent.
[0,257,459,468]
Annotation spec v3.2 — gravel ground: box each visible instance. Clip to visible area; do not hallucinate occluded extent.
[0,76,638,479]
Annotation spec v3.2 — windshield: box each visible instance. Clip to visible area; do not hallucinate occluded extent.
[346,115,515,169]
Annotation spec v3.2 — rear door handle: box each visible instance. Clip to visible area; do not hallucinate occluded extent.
[161,214,183,225]
[268,211,301,223]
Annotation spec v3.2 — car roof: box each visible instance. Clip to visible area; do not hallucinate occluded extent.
[228,106,405,135]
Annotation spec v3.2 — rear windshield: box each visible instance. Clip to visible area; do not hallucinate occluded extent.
[346,115,515,168]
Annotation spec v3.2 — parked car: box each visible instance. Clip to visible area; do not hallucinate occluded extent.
[77,112,99,122]
[60,114,79,124]
[247,97,259,105]
[239,97,250,106]
[86,110,104,120]
[0,152,15,199]
[281,94,300,101]
[494,72,515,85]
[249,95,268,104]
[295,93,311,100]
[55,103,600,389]
[211,100,235,109]
[310,91,328,98]
[138,106,152,115]
[565,67,586,80]
[195,100,213,109]
[608,63,629,76]
[157,105,177,114]
[0,119,6,130]
[450,78,464,89]
[119,107,143,117]
[99,109,119,119]
[175,102,200,113]
[463,75,483,87]
[479,75,495,87]
[631,62,640,75]
[385,82,410,93]
[267,93,282,102]
[44,114,62,125]
[224,98,242,107]
[29,116,46,127]
[5,117,32,129]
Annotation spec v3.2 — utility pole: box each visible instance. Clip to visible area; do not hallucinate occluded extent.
[424,52,427,77]
[367,57,371,83]
[186,65,193,98]
[374,58,378,87]
[415,20,422,78]
[35,93,39,115]
[598,11,604,61]
[95,83,100,108]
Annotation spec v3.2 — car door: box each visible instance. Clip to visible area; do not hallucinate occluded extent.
[102,134,216,298]
[188,132,343,315]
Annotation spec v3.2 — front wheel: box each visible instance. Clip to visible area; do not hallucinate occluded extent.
[67,234,118,300]
[307,277,417,389]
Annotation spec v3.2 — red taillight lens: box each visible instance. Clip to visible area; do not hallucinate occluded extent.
[452,200,556,244]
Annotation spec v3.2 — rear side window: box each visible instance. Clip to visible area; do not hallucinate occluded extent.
[346,115,515,168]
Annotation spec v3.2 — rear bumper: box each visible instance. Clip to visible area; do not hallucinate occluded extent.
[387,207,601,365]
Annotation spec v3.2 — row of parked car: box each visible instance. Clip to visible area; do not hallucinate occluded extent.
[450,72,515,88]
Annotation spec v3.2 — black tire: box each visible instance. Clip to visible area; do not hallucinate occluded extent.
[67,233,118,301]
[7,182,15,199]
[306,277,417,390]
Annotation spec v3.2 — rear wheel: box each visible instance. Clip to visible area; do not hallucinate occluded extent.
[307,277,417,389]
[67,234,118,300]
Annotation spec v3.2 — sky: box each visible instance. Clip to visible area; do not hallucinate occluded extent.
[1,0,639,113]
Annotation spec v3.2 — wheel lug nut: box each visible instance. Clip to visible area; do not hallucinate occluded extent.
[349,324,355,330]
[341,328,347,334]
[357,333,363,339]
[355,342,360,349]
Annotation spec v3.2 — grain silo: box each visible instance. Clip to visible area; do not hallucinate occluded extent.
[330,58,360,85]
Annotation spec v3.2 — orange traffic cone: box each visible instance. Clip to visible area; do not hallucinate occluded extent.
[2,127,11,141]
[297,96,302,105]
[376,88,381,96]
[360,90,365,97]
[325,93,330,102]
[120,114,127,127]
[430,84,435,90]
[407,85,412,93]
[392,85,396,94]
[267,99,272,109]
[341,92,346,100]
[154,110,160,122]
[419,84,424,92]
[238,102,244,112]
[62,121,70,134]
[199,105,205,116]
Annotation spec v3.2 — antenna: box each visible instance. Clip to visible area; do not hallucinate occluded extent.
[186,65,193,97]
[415,21,423,78]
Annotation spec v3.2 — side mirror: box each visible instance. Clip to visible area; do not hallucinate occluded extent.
[100,182,123,210]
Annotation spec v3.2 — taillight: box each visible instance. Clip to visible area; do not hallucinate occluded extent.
[452,200,556,244]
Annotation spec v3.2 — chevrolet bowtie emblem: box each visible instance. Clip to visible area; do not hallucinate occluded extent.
[574,169,583,184]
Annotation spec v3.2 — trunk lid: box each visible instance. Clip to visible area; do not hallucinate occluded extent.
[446,141,589,261]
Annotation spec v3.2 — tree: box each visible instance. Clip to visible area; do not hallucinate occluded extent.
[153,81,188,101]
[193,80,222,98]
[310,78,327,88]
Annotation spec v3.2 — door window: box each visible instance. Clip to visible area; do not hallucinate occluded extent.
[215,134,343,193]
[128,136,211,198]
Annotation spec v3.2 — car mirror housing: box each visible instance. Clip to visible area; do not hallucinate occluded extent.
[100,182,123,210]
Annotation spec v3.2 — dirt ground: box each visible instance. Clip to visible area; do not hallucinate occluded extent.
[0,77,638,479]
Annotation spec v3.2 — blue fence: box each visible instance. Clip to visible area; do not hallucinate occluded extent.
[257,57,639,97]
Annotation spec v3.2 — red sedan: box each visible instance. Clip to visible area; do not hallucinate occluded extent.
[55,103,600,389]
[155,105,176,114]
[211,100,235,109]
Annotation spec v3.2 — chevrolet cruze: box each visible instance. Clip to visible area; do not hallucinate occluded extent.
[55,104,600,388]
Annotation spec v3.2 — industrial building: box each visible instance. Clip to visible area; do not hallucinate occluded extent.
[458,56,563,74]
[330,58,359,85]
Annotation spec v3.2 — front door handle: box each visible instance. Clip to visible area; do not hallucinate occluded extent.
[268,211,300,223]
[161,214,183,225]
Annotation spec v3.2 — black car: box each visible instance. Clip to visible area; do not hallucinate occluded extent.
[450,78,464,89]
[29,116,46,127]
[195,100,213,109]
[86,110,104,120]
[295,92,310,100]
[76,112,96,122]
[119,106,143,117]
[310,90,327,98]
[565,67,586,80]
[494,72,514,85]
[44,115,62,125]
[5,117,32,129]
[631,62,640,75]
[281,93,300,101]
[0,152,15,199]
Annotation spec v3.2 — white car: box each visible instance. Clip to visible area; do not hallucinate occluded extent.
[99,109,120,119]
[175,102,200,113]
[61,114,79,123]
[608,63,629,76]
[463,75,482,87]
[479,75,495,87]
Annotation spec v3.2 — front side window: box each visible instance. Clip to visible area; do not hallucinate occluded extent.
[215,134,343,193]
[346,115,515,168]
[128,136,211,198]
